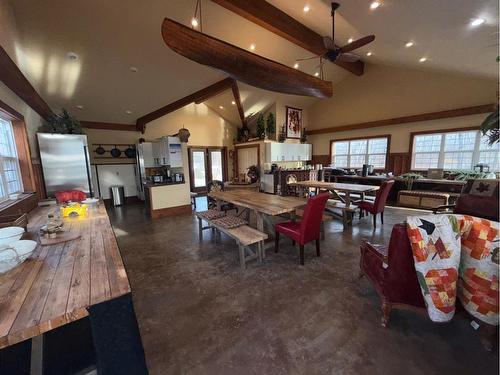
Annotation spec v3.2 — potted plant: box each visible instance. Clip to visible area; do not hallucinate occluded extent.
[38,109,83,134]
[278,124,286,143]
[300,127,307,143]
[480,106,499,146]
[266,112,275,139]
[256,113,266,139]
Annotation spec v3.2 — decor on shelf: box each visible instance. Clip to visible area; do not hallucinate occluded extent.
[177,127,191,143]
[480,106,499,146]
[266,112,275,138]
[278,124,286,143]
[301,127,307,143]
[246,165,260,183]
[286,106,302,139]
[256,113,266,139]
[38,108,83,134]
[400,173,422,190]
[92,144,137,160]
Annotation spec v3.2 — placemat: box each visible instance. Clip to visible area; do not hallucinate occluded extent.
[212,215,247,229]
[197,209,225,221]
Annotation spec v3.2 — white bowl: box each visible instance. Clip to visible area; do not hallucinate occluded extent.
[0,240,37,274]
[0,226,25,247]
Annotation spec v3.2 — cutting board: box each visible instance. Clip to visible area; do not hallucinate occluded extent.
[40,231,81,246]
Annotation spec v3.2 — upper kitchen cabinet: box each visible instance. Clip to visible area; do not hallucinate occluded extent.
[265,142,312,162]
[151,137,183,167]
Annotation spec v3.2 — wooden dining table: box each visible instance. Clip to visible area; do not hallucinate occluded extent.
[289,180,380,226]
[208,190,305,254]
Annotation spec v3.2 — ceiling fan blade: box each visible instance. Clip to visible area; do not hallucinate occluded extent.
[296,55,321,62]
[337,52,359,62]
[323,36,336,50]
[340,35,375,53]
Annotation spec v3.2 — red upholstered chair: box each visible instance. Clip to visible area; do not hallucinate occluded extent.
[54,190,87,204]
[354,180,395,228]
[274,193,330,265]
[359,223,425,326]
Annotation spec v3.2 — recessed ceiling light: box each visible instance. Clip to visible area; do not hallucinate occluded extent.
[294,62,299,69]
[129,66,138,72]
[370,1,381,10]
[348,38,354,43]
[219,106,224,110]
[366,52,373,56]
[314,72,319,77]
[303,5,310,13]
[191,18,199,27]
[419,57,427,63]
[470,18,485,27]
[231,101,236,105]
[67,52,78,60]
[76,105,84,110]
[249,43,256,51]
[405,41,414,48]
[125,110,132,114]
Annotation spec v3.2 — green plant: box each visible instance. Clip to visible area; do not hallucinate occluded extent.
[266,112,275,136]
[448,170,491,181]
[38,109,83,134]
[278,124,286,143]
[480,106,499,146]
[400,172,422,190]
[300,127,307,143]
[256,113,266,139]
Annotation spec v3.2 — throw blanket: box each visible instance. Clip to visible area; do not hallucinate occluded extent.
[407,214,499,325]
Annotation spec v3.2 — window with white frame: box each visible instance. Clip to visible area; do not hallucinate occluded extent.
[331,137,388,169]
[411,129,499,171]
[0,118,22,200]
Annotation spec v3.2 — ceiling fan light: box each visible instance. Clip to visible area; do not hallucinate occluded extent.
[470,18,485,27]
[370,1,381,10]
[191,18,199,27]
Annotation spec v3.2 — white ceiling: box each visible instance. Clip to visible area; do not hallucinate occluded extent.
[8,0,498,125]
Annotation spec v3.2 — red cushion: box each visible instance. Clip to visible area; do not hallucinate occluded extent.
[55,190,87,203]
[275,221,302,242]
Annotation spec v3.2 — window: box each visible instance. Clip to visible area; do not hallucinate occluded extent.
[331,137,389,169]
[411,129,499,171]
[0,118,22,200]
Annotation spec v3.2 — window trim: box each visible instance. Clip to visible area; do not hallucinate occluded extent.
[408,126,496,171]
[329,134,391,171]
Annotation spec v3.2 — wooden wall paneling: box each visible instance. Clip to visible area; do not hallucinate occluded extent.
[0,46,53,120]
[307,104,496,136]
[311,155,330,165]
[387,153,410,175]
[12,120,36,192]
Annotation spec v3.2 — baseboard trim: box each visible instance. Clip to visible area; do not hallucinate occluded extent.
[150,204,192,219]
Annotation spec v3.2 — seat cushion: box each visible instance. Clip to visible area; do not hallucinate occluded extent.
[275,221,302,242]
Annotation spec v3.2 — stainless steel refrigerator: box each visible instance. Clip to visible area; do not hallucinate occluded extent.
[37,133,94,198]
[135,142,154,201]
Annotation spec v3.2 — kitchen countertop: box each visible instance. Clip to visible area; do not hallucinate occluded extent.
[144,181,185,188]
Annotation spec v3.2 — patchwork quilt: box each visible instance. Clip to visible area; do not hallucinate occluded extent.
[407,214,499,325]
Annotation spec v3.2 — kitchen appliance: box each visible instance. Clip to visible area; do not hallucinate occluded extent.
[173,173,184,182]
[135,142,155,200]
[153,175,163,183]
[37,133,94,198]
[362,164,374,177]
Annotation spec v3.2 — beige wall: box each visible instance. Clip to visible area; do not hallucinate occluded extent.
[308,64,497,156]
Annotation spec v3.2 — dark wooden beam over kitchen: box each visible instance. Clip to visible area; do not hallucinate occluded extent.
[231,81,246,127]
[0,45,54,120]
[135,77,235,132]
[210,0,365,76]
[81,121,138,132]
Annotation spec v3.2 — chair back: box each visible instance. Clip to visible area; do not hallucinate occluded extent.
[299,193,330,243]
[454,179,499,221]
[373,180,395,213]
[207,180,224,207]
[55,190,87,203]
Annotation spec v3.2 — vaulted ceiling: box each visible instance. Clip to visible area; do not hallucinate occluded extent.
[7,0,498,126]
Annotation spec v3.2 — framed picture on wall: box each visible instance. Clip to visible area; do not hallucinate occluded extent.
[286,106,302,139]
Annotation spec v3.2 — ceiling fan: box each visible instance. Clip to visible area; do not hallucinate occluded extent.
[299,2,375,67]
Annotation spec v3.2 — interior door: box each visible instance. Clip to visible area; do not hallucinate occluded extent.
[189,148,208,193]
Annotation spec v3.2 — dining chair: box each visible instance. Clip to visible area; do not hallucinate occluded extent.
[274,192,330,265]
[353,180,394,228]
[207,180,237,213]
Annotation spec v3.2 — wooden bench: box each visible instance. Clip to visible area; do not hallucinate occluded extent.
[195,212,268,270]
[397,190,460,210]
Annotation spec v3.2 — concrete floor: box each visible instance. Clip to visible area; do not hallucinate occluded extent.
[108,199,498,375]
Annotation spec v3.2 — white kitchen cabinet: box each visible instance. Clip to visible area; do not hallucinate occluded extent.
[151,141,164,166]
[265,142,312,162]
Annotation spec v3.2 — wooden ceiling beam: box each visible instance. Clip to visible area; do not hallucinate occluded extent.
[136,77,235,132]
[210,0,365,76]
[0,46,54,120]
[231,81,246,127]
[306,104,497,136]
[81,121,138,132]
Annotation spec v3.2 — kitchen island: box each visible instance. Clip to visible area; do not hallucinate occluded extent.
[144,181,192,219]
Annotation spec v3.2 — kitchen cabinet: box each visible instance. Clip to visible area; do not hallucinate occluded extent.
[265,142,312,162]
[151,137,183,167]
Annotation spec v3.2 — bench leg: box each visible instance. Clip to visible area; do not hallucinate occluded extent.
[238,244,246,270]
[316,239,320,257]
[381,211,384,225]
[275,231,280,253]
[299,245,305,265]
[198,218,202,241]
[258,241,264,262]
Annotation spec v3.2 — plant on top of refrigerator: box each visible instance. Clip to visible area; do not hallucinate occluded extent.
[39,109,84,134]
[256,113,266,139]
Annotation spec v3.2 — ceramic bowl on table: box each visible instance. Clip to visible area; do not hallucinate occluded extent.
[0,239,37,274]
[0,226,25,248]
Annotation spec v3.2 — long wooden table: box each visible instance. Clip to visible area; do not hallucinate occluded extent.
[289,180,380,226]
[0,204,146,374]
[208,190,305,254]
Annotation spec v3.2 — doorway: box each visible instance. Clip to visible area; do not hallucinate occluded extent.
[188,147,227,193]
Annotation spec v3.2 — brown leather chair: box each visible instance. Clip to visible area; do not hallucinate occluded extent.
[433,179,499,221]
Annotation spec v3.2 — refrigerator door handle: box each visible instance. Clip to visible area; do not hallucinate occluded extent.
[83,145,94,197]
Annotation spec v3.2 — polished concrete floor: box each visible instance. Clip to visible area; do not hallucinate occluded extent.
[108,199,498,375]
